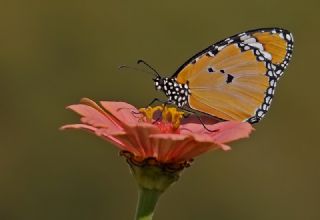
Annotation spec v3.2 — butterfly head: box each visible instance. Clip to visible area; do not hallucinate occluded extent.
[153,76,165,91]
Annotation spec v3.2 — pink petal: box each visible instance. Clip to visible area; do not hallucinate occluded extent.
[61,124,133,152]
[66,104,122,132]
[100,101,141,126]
[218,144,232,151]
[61,124,97,132]
[148,134,191,162]
[112,123,161,158]
[210,121,254,144]
[149,133,226,162]
[62,99,254,164]
[173,141,217,162]
[181,119,253,144]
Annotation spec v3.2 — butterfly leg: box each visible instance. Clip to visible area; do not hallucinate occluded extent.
[147,98,169,107]
[179,106,219,132]
[146,99,216,128]
[131,98,168,120]
[129,99,163,120]
[147,98,160,107]
[182,114,191,119]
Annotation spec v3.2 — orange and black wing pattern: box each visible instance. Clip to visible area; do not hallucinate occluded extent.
[173,28,294,123]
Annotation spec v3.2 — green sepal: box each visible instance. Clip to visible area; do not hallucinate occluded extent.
[129,162,182,192]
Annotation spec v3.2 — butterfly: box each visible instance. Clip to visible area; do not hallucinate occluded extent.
[139,28,294,124]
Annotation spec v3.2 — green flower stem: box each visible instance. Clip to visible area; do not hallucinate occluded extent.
[124,156,185,220]
[135,187,162,220]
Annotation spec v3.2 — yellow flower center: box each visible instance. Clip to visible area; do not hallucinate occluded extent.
[139,105,184,129]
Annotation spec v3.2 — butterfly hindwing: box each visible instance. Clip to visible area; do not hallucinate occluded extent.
[173,28,294,123]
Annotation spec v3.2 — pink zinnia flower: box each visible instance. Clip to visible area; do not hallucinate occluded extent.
[61,98,254,220]
[61,98,253,168]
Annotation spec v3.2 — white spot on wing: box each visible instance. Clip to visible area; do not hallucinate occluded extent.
[266,96,271,103]
[261,51,272,60]
[263,104,268,110]
[286,33,291,41]
[240,35,250,41]
[276,69,282,75]
[218,45,227,51]
[243,38,257,44]
[290,33,294,42]
[279,33,284,39]
[257,111,263,117]
[270,80,275,86]
[249,42,264,50]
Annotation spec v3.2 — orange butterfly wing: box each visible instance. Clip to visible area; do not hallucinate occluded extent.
[174,28,294,123]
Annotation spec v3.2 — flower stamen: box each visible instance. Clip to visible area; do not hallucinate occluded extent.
[162,106,184,129]
[139,105,184,129]
[139,106,163,122]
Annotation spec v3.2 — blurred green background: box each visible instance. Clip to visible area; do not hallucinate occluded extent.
[1,0,319,219]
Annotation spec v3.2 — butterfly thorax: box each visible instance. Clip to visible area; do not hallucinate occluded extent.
[154,77,190,107]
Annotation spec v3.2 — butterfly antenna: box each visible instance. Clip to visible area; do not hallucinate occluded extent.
[137,59,161,78]
[118,65,156,77]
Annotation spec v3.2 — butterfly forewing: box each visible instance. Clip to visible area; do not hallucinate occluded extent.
[173,28,293,123]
